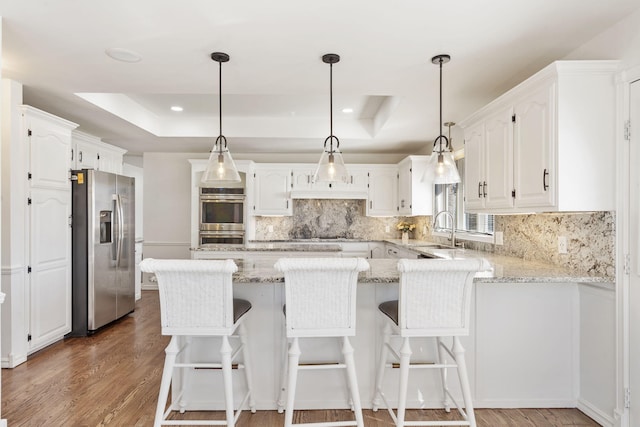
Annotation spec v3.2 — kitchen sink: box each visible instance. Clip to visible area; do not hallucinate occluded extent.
[411,244,456,250]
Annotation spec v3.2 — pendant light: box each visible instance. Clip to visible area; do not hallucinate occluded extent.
[201,52,241,186]
[313,53,349,183]
[422,54,461,184]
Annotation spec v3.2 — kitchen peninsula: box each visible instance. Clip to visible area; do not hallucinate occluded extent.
[176,240,614,414]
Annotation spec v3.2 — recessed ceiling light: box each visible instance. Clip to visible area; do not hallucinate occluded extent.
[342,108,354,113]
[171,106,184,112]
[105,48,142,63]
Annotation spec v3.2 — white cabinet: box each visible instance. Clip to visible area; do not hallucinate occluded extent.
[72,130,126,174]
[290,164,368,199]
[253,165,292,216]
[134,242,143,301]
[464,107,514,211]
[367,165,398,216]
[340,242,370,258]
[368,242,386,259]
[22,106,78,355]
[384,243,419,259]
[397,155,433,216]
[460,60,618,213]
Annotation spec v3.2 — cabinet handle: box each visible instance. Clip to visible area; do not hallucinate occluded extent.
[350,175,353,184]
[79,151,83,163]
[483,181,487,198]
[478,182,482,198]
[286,200,289,209]
[370,200,373,209]
[307,175,310,184]
[71,149,74,161]
[543,169,549,191]
[401,200,405,208]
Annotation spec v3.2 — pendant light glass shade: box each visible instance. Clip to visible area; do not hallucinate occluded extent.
[422,54,461,185]
[313,53,349,183]
[314,137,349,183]
[201,52,241,187]
[201,136,241,186]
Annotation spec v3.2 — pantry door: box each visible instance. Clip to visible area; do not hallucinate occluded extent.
[629,78,640,427]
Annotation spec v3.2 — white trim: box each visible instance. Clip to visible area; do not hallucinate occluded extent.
[432,230,495,244]
[1,265,25,275]
[579,281,616,292]
[577,398,615,427]
[143,241,191,247]
[1,353,27,369]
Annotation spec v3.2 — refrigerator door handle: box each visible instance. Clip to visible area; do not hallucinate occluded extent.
[111,197,118,261]
[114,194,124,266]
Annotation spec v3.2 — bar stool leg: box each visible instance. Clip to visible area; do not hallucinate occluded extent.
[372,321,392,411]
[238,323,256,413]
[284,337,301,427]
[155,336,179,427]
[397,337,412,427]
[453,337,476,427]
[342,336,364,427]
[436,337,452,412]
[337,337,355,412]
[277,335,289,413]
[220,336,235,427]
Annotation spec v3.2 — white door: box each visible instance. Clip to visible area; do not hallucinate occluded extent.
[484,107,514,209]
[629,78,640,427]
[463,122,485,210]
[253,168,291,215]
[367,166,398,216]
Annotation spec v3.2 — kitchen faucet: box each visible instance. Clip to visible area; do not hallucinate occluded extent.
[433,210,456,248]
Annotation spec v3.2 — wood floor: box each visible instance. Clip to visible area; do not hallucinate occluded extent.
[2,291,599,426]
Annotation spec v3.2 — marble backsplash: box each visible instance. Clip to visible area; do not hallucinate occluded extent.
[254,199,431,241]
[254,200,615,277]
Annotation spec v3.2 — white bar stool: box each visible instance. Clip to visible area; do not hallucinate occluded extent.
[274,257,370,427]
[140,258,256,427]
[371,259,486,427]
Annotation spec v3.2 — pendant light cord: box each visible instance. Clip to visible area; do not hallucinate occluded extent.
[218,59,223,154]
[439,57,443,153]
[329,61,334,152]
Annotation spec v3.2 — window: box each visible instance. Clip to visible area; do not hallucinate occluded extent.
[433,157,494,239]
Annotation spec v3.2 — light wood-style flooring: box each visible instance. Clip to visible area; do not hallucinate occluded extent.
[2,291,599,426]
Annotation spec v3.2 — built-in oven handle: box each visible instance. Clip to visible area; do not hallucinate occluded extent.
[200,195,246,202]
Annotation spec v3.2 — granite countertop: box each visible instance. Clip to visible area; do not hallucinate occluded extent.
[191,242,342,252]
[186,239,613,284]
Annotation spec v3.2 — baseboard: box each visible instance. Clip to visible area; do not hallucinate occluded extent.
[1,352,27,368]
[577,398,614,427]
[473,398,578,408]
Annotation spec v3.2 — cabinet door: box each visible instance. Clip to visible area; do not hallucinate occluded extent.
[464,123,485,210]
[29,188,72,351]
[484,107,514,209]
[367,167,398,216]
[76,140,100,170]
[28,120,71,190]
[253,168,292,215]
[369,243,386,259]
[291,167,314,191]
[397,160,412,215]
[99,150,124,174]
[513,81,555,208]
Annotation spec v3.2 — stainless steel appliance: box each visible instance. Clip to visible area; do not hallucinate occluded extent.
[69,169,135,335]
[199,187,245,245]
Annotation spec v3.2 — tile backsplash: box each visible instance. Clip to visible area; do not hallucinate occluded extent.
[254,200,615,276]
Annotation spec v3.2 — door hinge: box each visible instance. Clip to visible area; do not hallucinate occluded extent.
[27,334,32,342]
[27,266,32,273]
[625,387,631,408]
[624,120,631,141]
[27,129,32,137]
[511,189,516,198]
[624,253,631,275]
[512,114,516,123]
[27,172,32,180]
[27,197,32,205]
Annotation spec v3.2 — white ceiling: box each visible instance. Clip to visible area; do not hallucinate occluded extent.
[2,0,638,156]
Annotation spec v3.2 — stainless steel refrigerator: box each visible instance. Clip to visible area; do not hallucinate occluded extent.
[69,169,135,336]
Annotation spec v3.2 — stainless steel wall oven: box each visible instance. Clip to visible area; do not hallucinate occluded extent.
[199,187,245,245]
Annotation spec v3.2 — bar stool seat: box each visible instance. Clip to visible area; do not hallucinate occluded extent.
[372,258,486,427]
[140,258,256,427]
[275,257,370,427]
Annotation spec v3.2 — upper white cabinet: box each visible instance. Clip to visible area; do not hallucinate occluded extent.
[460,60,618,213]
[367,165,398,216]
[253,165,292,216]
[397,155,433,216]
[290,164,368,199]
[72,130,126,174]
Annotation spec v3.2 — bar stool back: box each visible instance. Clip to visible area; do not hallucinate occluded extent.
[274,257,370,427]
[140,258,255,427]
[372,258,486,427]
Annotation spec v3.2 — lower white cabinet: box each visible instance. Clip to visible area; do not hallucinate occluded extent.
[134,242,143,301]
